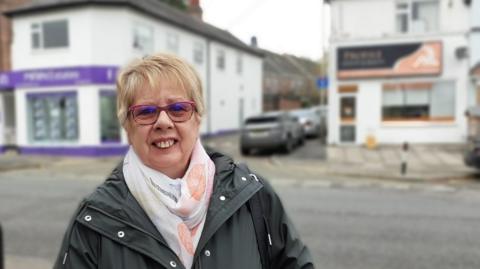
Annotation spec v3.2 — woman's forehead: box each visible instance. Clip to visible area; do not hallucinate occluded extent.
[132,81,189,103]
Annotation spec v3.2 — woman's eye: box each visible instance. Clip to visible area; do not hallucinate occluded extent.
[169,103,187,112]
[137,107,157,116]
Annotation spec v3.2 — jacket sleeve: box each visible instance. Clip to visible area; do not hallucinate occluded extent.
[53,202,99,269]
[261,178,315,269]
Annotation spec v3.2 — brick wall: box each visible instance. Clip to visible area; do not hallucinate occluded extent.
[0,0,30,72]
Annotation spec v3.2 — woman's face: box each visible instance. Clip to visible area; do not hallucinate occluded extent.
[126,80,200,178]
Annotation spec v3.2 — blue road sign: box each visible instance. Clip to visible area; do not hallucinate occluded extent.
[316,77,328,89]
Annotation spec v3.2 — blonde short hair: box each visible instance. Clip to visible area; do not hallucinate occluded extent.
[116,53,204,128]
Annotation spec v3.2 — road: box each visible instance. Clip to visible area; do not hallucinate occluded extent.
[1,135,480,268]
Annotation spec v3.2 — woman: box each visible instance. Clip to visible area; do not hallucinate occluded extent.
[54,53,314,269]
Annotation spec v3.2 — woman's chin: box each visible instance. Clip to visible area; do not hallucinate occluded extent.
[147,146,186,176]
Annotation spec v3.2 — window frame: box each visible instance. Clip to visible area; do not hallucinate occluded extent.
[27,91,79,143]
[236,53,243,74]
[133,23,154,55]
[193,42,204,65]
[30,19,69,50]
[381,81,455,123]
[216,49,226,70]
[167,33,180,53]
[99,90,121,144]
[394,0,439,34]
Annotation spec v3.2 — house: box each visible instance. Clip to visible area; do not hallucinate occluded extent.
[470,0,480,95]
[0,0,263,156]
[326,0,472,145]
[261,48,320,111]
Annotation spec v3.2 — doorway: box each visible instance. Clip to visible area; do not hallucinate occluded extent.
[339,95,356,143]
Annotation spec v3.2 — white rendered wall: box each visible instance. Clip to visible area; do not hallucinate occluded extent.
[470,0,480,68]
[209,42,240,133]
[330,0,470,42]
[77,86,100,145]
[331,0,393,39]
[12,9,94,69]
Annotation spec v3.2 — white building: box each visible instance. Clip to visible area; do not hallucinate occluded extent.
[471,0,480,89]
[0,0,263,156]
[327,0,472,145]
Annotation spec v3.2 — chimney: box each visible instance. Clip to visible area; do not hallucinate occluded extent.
[250,36,258,47]
[188,0,203,21]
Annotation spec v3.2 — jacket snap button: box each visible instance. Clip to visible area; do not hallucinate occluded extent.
[241,177,247,181]
[170,261,177,267]
[204,250,211,257]
[219,195,226,201]
[117,231,125,238]
[84,215,92,222]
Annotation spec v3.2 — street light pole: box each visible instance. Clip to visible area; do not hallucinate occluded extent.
[1,223,3,269]
[318,0,328,143]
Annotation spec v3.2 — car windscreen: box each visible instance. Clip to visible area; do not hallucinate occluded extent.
[245,117,279,124]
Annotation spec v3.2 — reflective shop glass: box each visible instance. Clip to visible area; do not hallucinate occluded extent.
[27,93,78,142]
[100,93,121,143]
[382,81,455,120]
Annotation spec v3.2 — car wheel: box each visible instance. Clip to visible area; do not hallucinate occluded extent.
[299,136,305,146]
[283,138,293,153]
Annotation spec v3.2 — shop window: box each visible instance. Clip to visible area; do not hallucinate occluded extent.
[31,19,69,49]
[395,0,438,33]
[382,81,455,121]
[217,49,226,70]
[27,92,78,142]
[133,23,154,55]
[100,92,121,143]
[193,42,204,64]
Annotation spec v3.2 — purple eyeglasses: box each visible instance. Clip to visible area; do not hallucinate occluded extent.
[128,101,196,125]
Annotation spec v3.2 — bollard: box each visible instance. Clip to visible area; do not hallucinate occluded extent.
[401,142,409,175]
[0,223,3,269]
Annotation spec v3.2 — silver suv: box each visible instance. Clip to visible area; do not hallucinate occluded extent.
[240,111,304,155]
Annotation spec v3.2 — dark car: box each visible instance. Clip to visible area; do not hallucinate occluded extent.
[240,111,304,155]
[464,106,480,168]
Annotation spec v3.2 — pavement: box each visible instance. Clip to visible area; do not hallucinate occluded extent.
[282,142,478,183]
[0,137,477,184]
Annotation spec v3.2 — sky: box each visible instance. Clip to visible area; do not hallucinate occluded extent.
[200,0,330,61]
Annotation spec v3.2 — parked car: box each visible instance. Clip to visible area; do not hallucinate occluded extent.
[290,106,328,138]
[464,106,480,168]
[240,111,304,155]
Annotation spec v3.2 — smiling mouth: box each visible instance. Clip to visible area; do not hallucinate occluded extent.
[153,139,177,149]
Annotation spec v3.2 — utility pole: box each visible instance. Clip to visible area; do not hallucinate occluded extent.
[318,0,328,143]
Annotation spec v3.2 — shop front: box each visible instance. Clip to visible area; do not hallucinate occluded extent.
[330,40,469,145]
[0,65,128,156]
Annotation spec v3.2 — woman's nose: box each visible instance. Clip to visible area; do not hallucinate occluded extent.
[153,111,174,129]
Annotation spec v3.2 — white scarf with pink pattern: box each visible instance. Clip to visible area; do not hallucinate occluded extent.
[123,139,215,269]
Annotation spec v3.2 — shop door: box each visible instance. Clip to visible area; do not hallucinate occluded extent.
[339,95,356,143]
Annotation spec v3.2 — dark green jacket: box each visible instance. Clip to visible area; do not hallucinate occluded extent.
[54,151,314,269]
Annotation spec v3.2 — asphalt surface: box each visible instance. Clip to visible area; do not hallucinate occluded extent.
[2,135,480,269]
[3,170,480,269]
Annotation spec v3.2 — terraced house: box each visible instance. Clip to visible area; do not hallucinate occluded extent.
[0,0,263,156]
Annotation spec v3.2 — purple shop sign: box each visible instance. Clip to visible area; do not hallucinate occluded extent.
[0,66,119,90]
